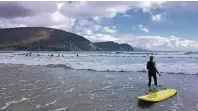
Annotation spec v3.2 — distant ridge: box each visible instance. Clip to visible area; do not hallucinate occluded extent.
[94,41,134,51]
[0,27,149,51]
[0,27,98,51]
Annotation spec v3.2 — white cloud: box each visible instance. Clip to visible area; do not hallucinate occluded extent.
[1,1,198,51]
[73,19,198,51]
[103,26,117,33]
[0,2,76,30]
[0,19,26,28]
[94,25,102,31]
[142,7,151,13]
[59,1,168,20]
[118,35,198,51]
[72,19,117,35]
[50,24,70,30]
[73,17,198,51]
[84,34,119,42]
[138,24,149,33]
[93,16,101,22]
[140,2,165,22]
[73,19,96,34]
[151,14,162,22]
[56,3,65,10]
[2,1,191,31]
[81,31,198,51]
[72,19,118,42]
[106,5,129,17]
[75,1,87,8]
[139,1,166,9]
[51,11,66,22]
[78,19,89,26]
[72,19,198,51]
[13,13,76,30]
[0,1,169,30]
[85,29,93,35]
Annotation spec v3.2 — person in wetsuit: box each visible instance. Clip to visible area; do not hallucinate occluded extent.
[147,56,161,86]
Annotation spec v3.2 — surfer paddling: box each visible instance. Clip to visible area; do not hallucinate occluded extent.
[147,56,161,86]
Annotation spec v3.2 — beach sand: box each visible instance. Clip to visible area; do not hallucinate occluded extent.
[0,64,198,111]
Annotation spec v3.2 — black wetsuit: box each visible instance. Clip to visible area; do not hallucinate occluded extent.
[147,61,159,86]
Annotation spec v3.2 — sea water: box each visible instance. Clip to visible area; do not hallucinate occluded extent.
[0,51,198,75]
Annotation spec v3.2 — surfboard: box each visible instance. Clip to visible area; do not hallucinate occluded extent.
[138,89,177,102]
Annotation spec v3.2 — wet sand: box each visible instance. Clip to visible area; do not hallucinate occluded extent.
[0,64,198,111]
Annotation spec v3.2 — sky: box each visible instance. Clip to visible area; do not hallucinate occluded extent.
[0,1,198,51]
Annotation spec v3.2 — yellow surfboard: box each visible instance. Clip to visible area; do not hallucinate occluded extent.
[138,89,177,102]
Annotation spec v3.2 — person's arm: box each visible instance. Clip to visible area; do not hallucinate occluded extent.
[154,62,161,76]
[146,62,149,70]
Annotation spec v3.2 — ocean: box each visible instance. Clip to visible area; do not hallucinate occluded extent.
[1,51,198,75]
[0,51,198,111]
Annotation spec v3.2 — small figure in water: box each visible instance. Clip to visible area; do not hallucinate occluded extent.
[38,54,40,57]
[50,54,53,57]
[62,54,64,57]
[76,54,78,57]
[146,56,161,86]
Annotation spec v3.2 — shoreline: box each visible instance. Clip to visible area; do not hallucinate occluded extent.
[0,64,198,111]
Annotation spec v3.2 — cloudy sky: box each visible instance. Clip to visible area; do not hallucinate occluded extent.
[1,1,198,51]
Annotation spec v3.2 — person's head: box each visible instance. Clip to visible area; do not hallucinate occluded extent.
[149,56,154,61]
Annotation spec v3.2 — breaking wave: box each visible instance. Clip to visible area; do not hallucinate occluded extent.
[1,51,198,75]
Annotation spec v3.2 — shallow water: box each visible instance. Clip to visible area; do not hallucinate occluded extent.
[0,64,198,111]
[1,51,198,74]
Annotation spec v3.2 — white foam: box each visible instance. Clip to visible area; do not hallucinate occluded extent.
[90,94,95,99]
[1,97,29,110]
[54,107,67,111]
[102,86,112,90]
[1,93,6,95]
[36,105,41,109]
[0,51,198,75]
[45,100,56,107]
[64,87,75,93]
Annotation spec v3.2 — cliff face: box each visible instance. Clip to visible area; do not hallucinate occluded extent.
[94,41,134,51]
[0,27,99,51]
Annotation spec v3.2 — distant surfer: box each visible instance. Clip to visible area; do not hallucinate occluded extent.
[146,56,161,86]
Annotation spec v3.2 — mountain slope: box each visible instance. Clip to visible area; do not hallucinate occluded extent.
[94,41,134,51]
[0,27,99,51]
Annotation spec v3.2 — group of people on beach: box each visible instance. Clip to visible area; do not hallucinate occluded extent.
[47,54,64,57]
[25,53,79,57]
